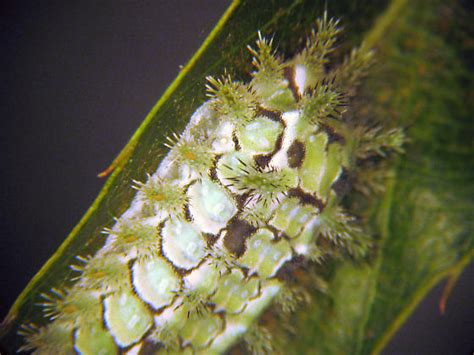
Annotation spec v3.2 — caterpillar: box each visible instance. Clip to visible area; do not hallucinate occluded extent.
[16,13,404,354]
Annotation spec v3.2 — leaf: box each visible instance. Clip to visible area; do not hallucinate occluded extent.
[1,0,472,353]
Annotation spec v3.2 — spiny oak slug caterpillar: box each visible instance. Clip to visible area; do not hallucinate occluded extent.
[18,13,404,354]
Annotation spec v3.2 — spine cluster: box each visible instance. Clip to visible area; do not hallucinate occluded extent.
[19,13,404,354]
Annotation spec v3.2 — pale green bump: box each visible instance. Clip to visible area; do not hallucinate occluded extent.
[238,116,283,154]
[239,229,292,278]
[294,111,317,142]
[213,279,282,354]
[188,178,237,234]
[291,216,321,256]
[261,86,296,112]
[212,280,282,353]
[162,219,207,269]
[239,280,281,324]
[317,142,343,198]
[180,313,224,349]
[153,306,188,336]
[132,256,180,309]
[288,204,317,237]
[104,289,153,347]
[74,321,117,355]
[270,197,316,238]
[211,269,259,314]
[269,197,299,232]
[184,259,221,296]
[299,132,328,196]
[208,322,247,355]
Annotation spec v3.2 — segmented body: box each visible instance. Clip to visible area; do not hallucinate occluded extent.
[19,14,403,354]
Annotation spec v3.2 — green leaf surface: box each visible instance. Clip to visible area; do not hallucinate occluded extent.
[1,0,472,353]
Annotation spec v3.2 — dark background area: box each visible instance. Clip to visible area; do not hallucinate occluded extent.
[0,1,472,354]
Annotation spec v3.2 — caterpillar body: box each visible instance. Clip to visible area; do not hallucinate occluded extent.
[18,14,404,354]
